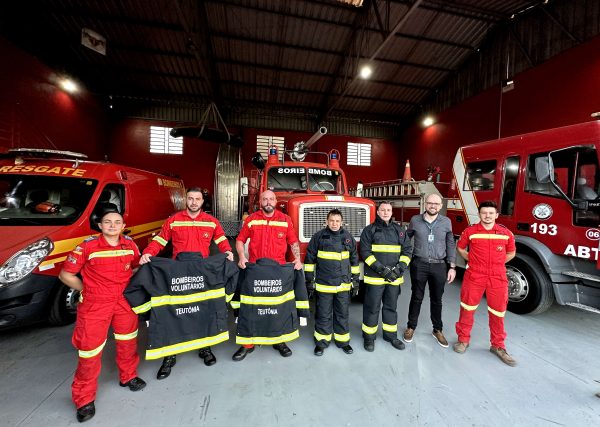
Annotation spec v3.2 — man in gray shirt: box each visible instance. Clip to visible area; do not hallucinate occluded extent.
[403,193,456,347]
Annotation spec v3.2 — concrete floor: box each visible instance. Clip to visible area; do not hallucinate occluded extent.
[2,277,600,427]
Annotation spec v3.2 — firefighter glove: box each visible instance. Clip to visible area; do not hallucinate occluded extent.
[392,263,406,277]
[381,266,399,282]
[351,276,360,297]
[306,280,315,299]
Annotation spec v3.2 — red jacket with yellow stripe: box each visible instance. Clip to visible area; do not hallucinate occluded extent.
[62,235,140,301]
[143,210,231,259]
[236,209,298,263]
[457,222,516,276]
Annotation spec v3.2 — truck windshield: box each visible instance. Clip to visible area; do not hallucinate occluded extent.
[267,167,344,193]
[0,175,98,225]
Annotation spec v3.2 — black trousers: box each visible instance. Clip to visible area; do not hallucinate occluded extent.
[362,283,401,342]
[407,259,447,331]
[314,291,350,348]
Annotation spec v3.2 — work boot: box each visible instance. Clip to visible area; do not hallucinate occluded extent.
[156,355,176,380]
[363,340,375,352]
[314,345,324,356]
[232,346,254,361]
[453,341,469,354]
[198,347,217,366]
[432,330,449,348]
[119,376,147,391]
[403,328,414,343]
[341,345,353,354]
[387,338,405,350]
[490,346,517,367]
[273,343,292,357]
[76,401,95,423]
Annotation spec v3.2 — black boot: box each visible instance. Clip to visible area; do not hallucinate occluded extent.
[119,376,147,391]
[273,343,292,357]
[156,355,176,380]
[198,347,217,366]
[76,401,95,423]
[232,346,254,361]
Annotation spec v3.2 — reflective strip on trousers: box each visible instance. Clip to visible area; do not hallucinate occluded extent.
[460,301,478,311]
[488,306,506,317]
[334,332,350,342]
[236,330,299,345]
[362,323,378,334]
[78,340,107,359]
[314,331,332,342]
[363,275,403,286]
[382,323,397,332]
[145,331,229,360]
[114,329,138,341]
[315,283,351,293]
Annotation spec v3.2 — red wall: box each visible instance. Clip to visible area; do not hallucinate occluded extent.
[0,37,108,158]
[402,35,600,183]
[109,121,399,192]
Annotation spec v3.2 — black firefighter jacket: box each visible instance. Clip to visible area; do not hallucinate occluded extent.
[304,227,359,293]
[124,252,239,360]
[360,216,413,286]
[234,258,310,345]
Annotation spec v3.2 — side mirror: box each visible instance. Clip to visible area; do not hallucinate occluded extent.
[251,152,265,170]
[240,177,249,197]
[535,157,552,183]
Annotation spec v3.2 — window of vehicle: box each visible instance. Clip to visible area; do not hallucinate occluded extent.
[464,160,496,191]
[0,176,98,225]
[500,156,519,216]
[150,126,183,155]
[307,167,344,193]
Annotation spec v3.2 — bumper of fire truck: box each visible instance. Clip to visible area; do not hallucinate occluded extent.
[0,273,57,329]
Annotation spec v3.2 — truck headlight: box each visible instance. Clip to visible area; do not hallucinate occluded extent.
[0,238,54,286]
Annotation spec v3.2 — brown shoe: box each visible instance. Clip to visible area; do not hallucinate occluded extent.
[490,346,517,366]
[432,330,449,348]
[402,328,414,343]
[453,341,469,354]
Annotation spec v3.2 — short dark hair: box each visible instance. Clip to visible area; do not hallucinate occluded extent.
[478,200,498,212]
[378,201,392,209]
[98,208,122,221]
[327,208,343,220]
[187,187,203,195]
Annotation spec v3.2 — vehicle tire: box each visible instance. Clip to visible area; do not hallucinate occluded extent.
[48,283,79,325]
[506,254,554,315]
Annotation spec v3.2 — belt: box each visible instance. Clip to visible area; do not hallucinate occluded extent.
[415,256,446,264]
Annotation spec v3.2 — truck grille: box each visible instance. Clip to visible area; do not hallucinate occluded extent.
[299,203,370,242]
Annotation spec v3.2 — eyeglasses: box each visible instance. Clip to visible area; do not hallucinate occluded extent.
[426,202,441,206]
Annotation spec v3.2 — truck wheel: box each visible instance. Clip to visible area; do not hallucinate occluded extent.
[48,284,79,325]
[506,254,553,315]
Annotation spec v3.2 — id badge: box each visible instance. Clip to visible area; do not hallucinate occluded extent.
[428,234,434,243]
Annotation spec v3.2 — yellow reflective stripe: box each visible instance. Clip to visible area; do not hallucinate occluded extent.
[351,265,360,274]
[226,293,234,303]
[230,301,240,309]
[132,301,151,314]
[269,221,289,227]
[460,302,478,311]
[240,290,295,305]
[296,300,309,309]
[334,332,350,342]
[469,234,509,241]
[382,323,397,332]
[236,330,299,345]
[315,283,351,293]
[314,331,332,341]
[488,306,506,317]
[362,323,378,334]
[365,255,376,266]
[399,255,411,265]
[171,221,217,228]
[248,220,288,228]
[214,235,227,244]
[317,250,350,260]
[145,331,229,360]
[364,276,403,286]
[372,244,401,253]
[304,263,315,272]
[114,329,138,341]
[152,235,168,246]
[88,249,134,259]
[248,220,268,227]
[78,340,107,358]
[151,288,225,307]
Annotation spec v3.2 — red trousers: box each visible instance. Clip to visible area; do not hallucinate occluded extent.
[455,269,508,349]
[72,297,139,408]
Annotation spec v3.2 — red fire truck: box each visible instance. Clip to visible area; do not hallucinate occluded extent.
[360,120,600,315]
[0,148,186,329]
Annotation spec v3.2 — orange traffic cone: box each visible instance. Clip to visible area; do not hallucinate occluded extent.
[402,159,412,182]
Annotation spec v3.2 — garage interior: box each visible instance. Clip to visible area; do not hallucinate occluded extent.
[1,0,600,426]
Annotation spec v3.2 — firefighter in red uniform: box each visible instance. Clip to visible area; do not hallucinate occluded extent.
[59,210,146,423]
[139,187,234,379]
[233,190,303,360]
[453,200,517,366]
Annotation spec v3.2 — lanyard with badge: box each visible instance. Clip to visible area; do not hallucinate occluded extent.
[425,217,438,243]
